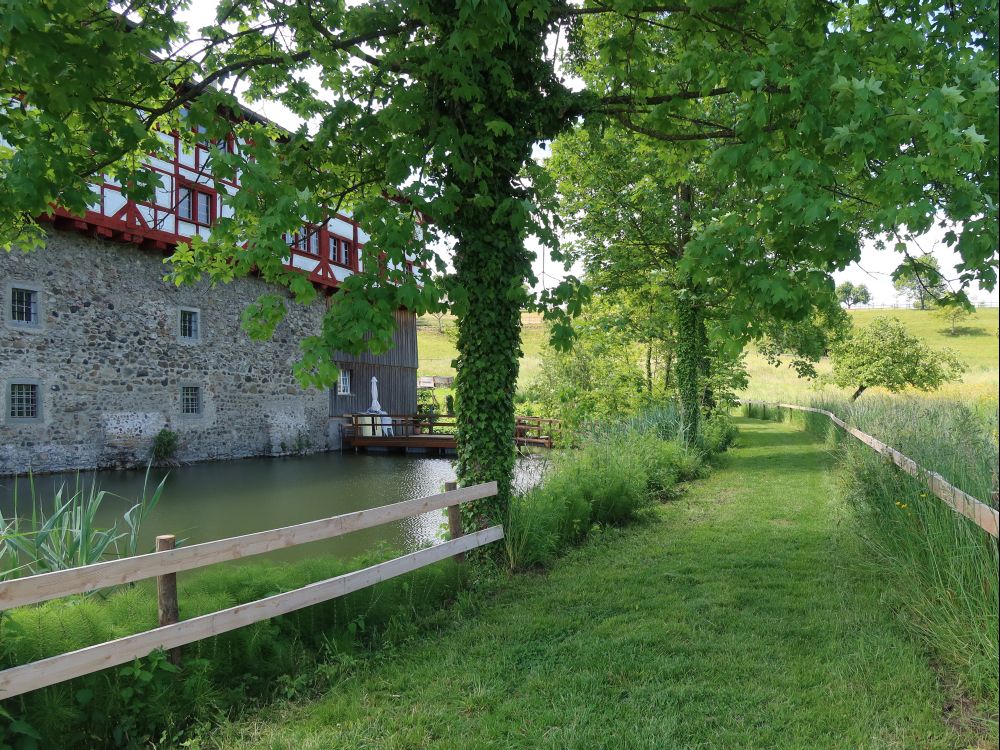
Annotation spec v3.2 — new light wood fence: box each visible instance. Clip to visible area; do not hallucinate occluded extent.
[0,481,501,700]
[742,401,999,539]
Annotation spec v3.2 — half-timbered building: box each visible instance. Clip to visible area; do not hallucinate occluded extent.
[0,108,418,476]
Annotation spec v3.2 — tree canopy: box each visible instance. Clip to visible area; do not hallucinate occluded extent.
[830,316,965,400]
[2,0,997,509]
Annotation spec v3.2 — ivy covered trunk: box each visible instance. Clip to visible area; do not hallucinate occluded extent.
[452,192,532,523]
[436,10,569,526]
[675,300,703,445]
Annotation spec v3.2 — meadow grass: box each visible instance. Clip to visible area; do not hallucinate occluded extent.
[740,307,999,404]
[419,307,999,403]
[203,418,982,750]
[416,312,548,383]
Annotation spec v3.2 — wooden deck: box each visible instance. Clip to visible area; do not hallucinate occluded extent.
[343,415,561,452]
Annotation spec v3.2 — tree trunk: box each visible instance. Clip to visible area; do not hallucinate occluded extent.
[674,183,701,444]
[676,302,702,444]
[452,205,527,525]
[851,384,867,401]
[645,342,653,395]
[436,11,565,528]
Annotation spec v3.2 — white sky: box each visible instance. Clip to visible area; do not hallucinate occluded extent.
[173,5,998,305]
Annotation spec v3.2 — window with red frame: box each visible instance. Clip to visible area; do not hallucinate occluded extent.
[286,226,321,256]
[328,236,353,268]
[178,185,214,226]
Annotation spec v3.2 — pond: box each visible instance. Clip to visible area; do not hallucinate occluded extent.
[0,452,547,565]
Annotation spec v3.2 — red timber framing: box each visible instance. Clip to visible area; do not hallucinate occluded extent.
[38,129,365,293]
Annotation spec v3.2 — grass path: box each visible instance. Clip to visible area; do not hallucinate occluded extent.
[213,419,968,749]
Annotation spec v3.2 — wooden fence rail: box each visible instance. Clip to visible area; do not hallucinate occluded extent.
[741,400,999,539]
[0,483,496,610]
[0,482,502,700]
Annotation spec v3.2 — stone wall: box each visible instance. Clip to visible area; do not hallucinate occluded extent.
[0,228,417,475]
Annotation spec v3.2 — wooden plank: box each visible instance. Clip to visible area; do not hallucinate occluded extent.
[743,399,999,539]
[0,526,504,701]
[154,535,181,666]
[0,482,497,610]
[444,481,465,563]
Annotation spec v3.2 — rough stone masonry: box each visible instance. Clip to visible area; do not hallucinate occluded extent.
[0,228,417,475]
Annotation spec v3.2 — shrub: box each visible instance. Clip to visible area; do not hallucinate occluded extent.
[150,428,179,463]
[504,417,706,572]
[700,412,738,454]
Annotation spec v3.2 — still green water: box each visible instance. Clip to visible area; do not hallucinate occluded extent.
[0,452,542,565]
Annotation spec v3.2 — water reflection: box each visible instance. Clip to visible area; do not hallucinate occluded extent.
[0,451,546,565]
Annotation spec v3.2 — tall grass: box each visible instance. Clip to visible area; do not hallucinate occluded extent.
[504,406,721,571]
[742,397,1000,714]
[0,467,166,580]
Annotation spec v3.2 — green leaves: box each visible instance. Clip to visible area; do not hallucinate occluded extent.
[830,316,965,398]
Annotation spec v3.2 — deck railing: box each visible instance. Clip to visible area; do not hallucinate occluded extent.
[0,481,501,700]
[349,414,561,447]
[514,416,562,447]
[351,413,458,438]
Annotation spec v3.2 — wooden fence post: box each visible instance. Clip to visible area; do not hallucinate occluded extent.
[155,535,181,665]
[444,481,466,563]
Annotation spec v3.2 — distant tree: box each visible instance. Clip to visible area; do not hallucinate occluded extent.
[933,300,975,335]
[836,281,871,309]
[893,255,947,310]
[830,317,965,400]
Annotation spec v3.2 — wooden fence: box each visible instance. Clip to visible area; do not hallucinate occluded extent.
[0,481,502,700]
[742,400,999,539]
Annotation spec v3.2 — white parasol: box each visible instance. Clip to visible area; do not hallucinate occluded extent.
[370,376,382,412]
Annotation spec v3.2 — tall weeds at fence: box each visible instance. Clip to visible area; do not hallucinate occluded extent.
[743,398,1000,713]
[504,405,724,572]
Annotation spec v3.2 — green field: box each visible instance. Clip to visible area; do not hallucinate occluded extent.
[741,307,999,404]
[418,307,1000,403]
[207,418,985,749]
[416,313,549,384]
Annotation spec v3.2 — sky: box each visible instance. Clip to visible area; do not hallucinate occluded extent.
[172,4,998,307]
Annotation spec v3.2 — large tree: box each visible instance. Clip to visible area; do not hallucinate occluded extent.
[547,121,851,440]
[1,1,997,516]
[836,281,871,309]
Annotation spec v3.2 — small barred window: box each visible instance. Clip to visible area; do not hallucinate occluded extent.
[181,386,202,415]
[10,288,39,325]
[9,383,39,419]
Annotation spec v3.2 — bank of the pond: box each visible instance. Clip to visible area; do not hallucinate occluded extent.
[1,414,704,749]
[203,418,981,749]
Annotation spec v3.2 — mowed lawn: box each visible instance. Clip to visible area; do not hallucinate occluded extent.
[209,419,973,749]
